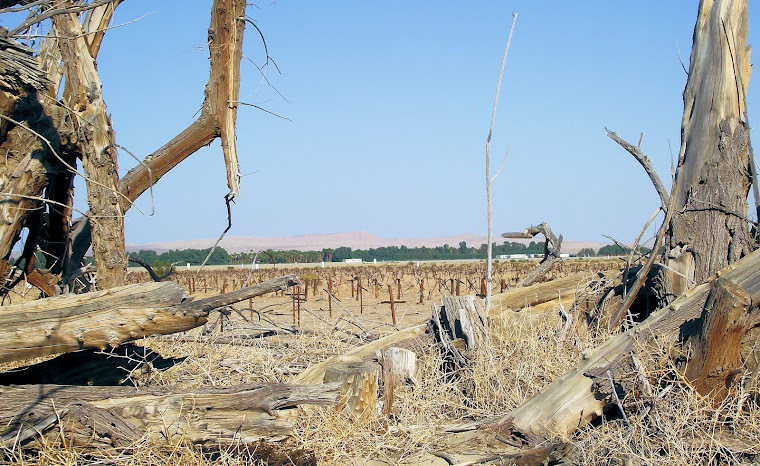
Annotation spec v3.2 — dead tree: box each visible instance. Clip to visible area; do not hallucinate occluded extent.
[502,222,563,287]
[488,0,760,444]
[0,0,250,293]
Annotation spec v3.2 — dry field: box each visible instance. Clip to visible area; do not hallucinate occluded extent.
[3,258,760,465]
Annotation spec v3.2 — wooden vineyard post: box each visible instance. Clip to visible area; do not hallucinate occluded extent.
[204,277,208,294]
[297,285,301,327]
[375,280,379,298]
[292,285,296,324]
[396,278,402,300]
[327,278,333,318]
[323,361,379,424]
[501,278,506,293]
[480,277,486,297]
[388,284,397,326]
[419,280,424,304]
[456,279,460,296]
[358,278,363,314]
[351,278,355,298]
[304,279,309,301]
[187,276,192,294]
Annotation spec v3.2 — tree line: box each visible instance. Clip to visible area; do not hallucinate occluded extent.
[123,241,638,268]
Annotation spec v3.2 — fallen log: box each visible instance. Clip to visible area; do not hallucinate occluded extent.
[0,274,300,363]
[484,248,760,441]
[0,382,340,448]
[491,270,617,313]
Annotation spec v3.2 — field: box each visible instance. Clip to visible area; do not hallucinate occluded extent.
[3,258,759,465]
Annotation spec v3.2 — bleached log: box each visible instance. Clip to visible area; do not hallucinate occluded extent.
[324,361,380,424]
[491,270,618,312]
[0,382,340,447]
[0,275,299,363]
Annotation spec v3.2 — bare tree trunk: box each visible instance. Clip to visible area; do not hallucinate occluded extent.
[666,0,755,293]
[53,6,126,289]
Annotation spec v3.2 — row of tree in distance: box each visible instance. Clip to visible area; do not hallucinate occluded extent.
[125,241,642,268]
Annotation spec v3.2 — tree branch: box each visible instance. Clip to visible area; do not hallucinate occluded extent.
[605,127,670,211]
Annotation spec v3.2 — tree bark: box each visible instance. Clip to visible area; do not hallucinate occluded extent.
[667,0,755,292]
[53,6,126,289]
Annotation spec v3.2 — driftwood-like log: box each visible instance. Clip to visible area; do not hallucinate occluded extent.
[483,248,760,441]
[491,269,618,312]
[0,382,340,447]
[502,222,563,286]
[324,361,379,424]
[0,274,299,363]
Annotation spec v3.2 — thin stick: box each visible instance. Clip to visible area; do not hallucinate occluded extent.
[609,173,679,330]
[607,370,631,428]
[485,12,518,316]
[325,289,376,339]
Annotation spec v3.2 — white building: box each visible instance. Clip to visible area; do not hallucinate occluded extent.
[344,258,363,264]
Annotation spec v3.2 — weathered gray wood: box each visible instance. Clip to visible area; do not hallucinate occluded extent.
[666,0,755,290]
[491,270,618,312]
[0,275,299,363]
[430,295,489,368]
[502,222,563,287]
[295,323,428,384]
[0,382,341,447]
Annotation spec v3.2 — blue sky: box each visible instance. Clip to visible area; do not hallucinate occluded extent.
[66,1,760,245]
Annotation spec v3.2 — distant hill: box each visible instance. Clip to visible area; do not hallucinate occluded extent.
[126,231,608,255]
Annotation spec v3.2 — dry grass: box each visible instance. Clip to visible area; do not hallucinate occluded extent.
[570,339,760,465]
[2,261,760,464]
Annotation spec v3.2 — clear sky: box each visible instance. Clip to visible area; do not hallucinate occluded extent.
[75,1,760,246]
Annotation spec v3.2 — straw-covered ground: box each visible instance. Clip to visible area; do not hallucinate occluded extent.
[1,260,759,465]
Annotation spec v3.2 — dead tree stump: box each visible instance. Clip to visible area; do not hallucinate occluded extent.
[429,295,489,369]
[323,361,379,423]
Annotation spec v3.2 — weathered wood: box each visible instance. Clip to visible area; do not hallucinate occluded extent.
[685,275,760,397]
[324,361,379,424]
[484,247,760,441]
[295,323,428,384]
[491,270,617,312]
[430,295,488,368]
[53,6,127,289]
[380,347,420,386]
[0,274,299,363]
[667,0,755,289]
[0,382,341,447]
[502,222,563,287]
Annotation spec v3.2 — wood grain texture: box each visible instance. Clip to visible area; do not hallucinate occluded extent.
[0,382,341,446]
